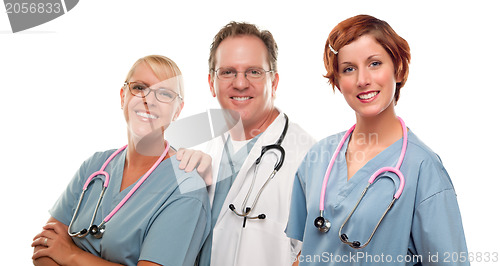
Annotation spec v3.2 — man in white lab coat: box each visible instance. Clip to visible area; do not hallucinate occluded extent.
[180,22,315,266]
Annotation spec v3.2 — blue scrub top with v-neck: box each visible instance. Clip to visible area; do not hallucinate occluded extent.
[286,130,468,265]
[50,147,211,266]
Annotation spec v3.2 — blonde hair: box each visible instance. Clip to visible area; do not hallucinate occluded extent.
[124,55,185,101]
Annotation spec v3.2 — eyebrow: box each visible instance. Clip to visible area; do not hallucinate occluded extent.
[340,54,383,66]
[130,80,148,85]
[131,80,170,88]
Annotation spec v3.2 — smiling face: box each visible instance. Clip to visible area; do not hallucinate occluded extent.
[121,62,183,140]
[337,34,401,118]
[209,35,279,131]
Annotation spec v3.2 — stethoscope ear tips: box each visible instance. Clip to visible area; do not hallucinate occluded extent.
[258,214,266,219]
[314,216,331,233]
[340,233,361,248]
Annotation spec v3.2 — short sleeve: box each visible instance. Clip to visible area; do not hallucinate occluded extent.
[285,167,308,242]
[139,196,209,266]
[411,159,469,265]
[49,156,93,225]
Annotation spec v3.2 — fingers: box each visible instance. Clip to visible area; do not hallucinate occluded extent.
[32,236,50,247]
[32,246,50,260]
[196,156,212,173]
[33,217,67,241]
[196,157,213,186]
[43,222,67,235]
[176,148,213,185]
[201,171,213,186]
[176,148,186,161]
[32,228,57,246]
[177,149,204,172]
[33,232,43,241]
[184,152,204,172]
[32,220,68,248]
[177,149,194,170]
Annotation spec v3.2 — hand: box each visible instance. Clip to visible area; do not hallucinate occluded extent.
[176,148,213,185]
[32,221,83,265]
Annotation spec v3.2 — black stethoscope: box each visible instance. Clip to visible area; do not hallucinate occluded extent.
[314,117,407,249]
[228,114,288,227]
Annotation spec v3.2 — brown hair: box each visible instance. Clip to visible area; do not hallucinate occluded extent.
[208,21,278,76]
[324,15,410,102]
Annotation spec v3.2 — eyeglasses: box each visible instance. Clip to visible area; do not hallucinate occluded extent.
[214,67,273,81]
[124,82,183,103]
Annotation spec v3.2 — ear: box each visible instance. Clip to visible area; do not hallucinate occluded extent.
[120,86,125,108]
[395,70,404,84]
[271,72,279,97]
[173,101,184,121]
[208,73,216,97]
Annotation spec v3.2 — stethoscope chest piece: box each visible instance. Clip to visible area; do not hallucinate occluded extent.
[89,224,105,239]
[314,216,331,233]
[68,142,170,239]
[315,117,408,249]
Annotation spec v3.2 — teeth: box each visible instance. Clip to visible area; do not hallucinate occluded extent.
[232,97,251,101]
[136,112,158,119]
[358,91,379,100]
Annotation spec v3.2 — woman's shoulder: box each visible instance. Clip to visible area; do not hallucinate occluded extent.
[72,148,124,178]
[406,130,445,165]
[406,130,456,193]
[84,148,122,165]
[164,158,209,200]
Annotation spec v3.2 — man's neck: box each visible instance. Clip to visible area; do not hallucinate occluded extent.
[229,108,280,141]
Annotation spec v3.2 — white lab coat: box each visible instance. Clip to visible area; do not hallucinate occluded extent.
[205,112,316,266]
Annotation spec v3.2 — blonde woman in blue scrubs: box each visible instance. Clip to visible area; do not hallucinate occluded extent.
[32,55,210,266]
[286,15,468,265]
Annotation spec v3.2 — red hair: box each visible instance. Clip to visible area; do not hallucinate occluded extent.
[323,15,411,102]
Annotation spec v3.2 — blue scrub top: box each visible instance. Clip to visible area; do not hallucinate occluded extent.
[286,130,469,265]
[50,148,211,266]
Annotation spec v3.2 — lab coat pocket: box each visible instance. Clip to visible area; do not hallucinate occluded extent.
[236,217,292,266]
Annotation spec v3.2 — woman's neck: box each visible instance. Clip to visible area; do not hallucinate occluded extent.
[126,130,169,168]
[351,108,402,149]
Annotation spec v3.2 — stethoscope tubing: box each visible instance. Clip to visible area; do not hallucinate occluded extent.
[319,124,355,212]
[315,116,408,248]
[319,117,407,211]
[104,142,169,223]
[229,114,288,221]
[82,145,127,190]
[68,142,170,238]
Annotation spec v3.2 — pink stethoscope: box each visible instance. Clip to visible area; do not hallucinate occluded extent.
[68,142,170,239]
[314,117,407,249]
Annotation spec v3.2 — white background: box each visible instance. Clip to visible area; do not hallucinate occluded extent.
[1,0,498,264]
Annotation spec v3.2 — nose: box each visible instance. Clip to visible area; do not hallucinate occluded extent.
[143,90,158,106]
[356,68,371,88]
[232,72,249,90]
